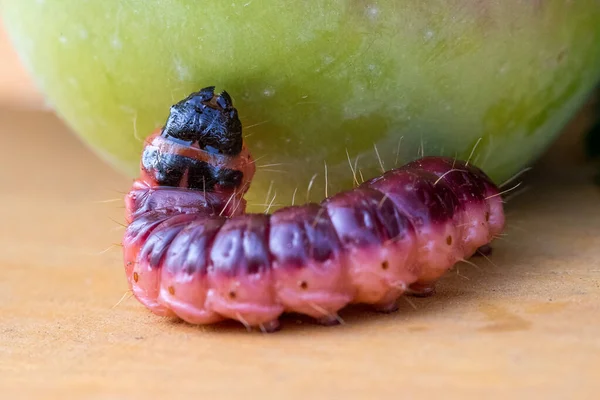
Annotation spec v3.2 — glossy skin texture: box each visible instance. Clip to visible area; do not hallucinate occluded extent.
[122,88,505,332]
[3,1,600,212]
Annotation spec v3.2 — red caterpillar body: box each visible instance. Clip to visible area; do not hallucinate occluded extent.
[122,87,505,332]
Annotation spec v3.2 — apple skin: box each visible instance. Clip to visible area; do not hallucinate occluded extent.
[2,0,600,210]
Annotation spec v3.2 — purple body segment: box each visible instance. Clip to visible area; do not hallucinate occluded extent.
[402,157,490,203]
[158,216,224,325]
[323,188,418,306]
[365,169,459,225]
[162,216,224,276]
[209,214,271,276]
[402,156,505,255]
[323,188,409,247]
[269,204,353,319]
[124,212,198,317]
[123,211,174,254]
[125,184,242,224]
[123,211,173,311]
[138,214,200,270]
[364,169,463,283]
[205,214,283,326]
[269,204,341,267]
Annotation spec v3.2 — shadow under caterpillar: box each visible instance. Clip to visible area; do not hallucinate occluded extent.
[122,87,505,332]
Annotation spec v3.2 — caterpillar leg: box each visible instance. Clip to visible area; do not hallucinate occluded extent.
[373,300,400,313]
[316,314,344,326]
[474,244,493,257]
[258,319,282,333]
[406,282,436,297]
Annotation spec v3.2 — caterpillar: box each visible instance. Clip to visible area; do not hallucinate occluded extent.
[122,87,505,332]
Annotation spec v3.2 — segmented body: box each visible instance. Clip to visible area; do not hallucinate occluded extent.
[122,87,505,332]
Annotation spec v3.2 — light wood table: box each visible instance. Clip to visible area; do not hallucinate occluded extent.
[1,104,599,399]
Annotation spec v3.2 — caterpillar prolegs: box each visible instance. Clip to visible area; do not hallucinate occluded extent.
[122,87,506,332]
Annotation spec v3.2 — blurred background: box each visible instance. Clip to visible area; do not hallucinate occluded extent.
[0,20,44,110]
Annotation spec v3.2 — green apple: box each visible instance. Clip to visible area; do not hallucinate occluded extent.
[3,0,600,210]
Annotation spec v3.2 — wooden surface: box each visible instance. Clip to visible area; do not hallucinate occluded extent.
[1,104,599,400]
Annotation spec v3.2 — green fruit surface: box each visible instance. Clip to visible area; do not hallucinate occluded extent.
[3,0,600,210]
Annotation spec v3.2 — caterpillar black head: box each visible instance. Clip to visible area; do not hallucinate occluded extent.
[140,87,256,197]
[161,86,243,156]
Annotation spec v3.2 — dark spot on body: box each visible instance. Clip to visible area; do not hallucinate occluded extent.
[299,281,308,290]
[133,272,139,282]
[381,261,389,270]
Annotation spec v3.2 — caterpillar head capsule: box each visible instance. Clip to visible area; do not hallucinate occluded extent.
[162,86,243,156]
[138,87,256,199]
